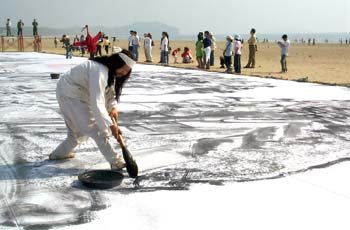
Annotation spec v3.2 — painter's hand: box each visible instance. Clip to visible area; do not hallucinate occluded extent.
[110,124,122,140]
[109,108,118,122]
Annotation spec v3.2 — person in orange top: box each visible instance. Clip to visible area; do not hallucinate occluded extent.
[181,47,194,63]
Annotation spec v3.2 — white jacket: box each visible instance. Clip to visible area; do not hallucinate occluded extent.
[57,60,118,134]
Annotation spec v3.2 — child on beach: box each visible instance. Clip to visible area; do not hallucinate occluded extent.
[181,47,193,63]
[171,48,181,63]
[277,34,290,73]
[223,35,233,73]
[233,34,243,74]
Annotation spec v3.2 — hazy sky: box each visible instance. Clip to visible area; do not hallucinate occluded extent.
[1,0,349,34]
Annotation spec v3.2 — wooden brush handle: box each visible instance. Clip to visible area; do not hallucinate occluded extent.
[111,117,126,147]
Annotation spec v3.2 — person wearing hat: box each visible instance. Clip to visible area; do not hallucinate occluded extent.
[49,49,136,170]
[234,34,243,74]
[223,35,234,73]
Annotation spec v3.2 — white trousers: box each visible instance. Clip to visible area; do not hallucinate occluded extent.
[144,47,152,61]
[204,47,211,63]
[51,90,119,164]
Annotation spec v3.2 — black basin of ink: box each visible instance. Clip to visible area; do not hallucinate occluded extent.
[50,73,60,79]
[78,170,124,189]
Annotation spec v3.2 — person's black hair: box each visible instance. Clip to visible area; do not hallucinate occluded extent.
[282,34,288,39]
[197,32,203,40]
[251,28,256,33]
[90,49,133,101]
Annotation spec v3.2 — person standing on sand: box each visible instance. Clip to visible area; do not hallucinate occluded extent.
[209,32,216,66]
[32,19,38,36]
[54,37,58,48]
[128,30,134,52]
[61,35,72,59]
[80,35,85,56]
[160,31,169,66]
[6,18,12,36]
[103,36,111,55]
[171,48,181,64]
[203,31,212,69]
[223,35,234,73]
[143,33,153,62]
[17,19,24,36]
[49,49,135,171]
[233,34,243,74]
[244,28,257,68]
[132,31,140,61]
[277,34,290,73]
[195,32,204,69]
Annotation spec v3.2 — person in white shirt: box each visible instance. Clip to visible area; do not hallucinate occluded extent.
[209,32,216,66]
[143,33,153,62]
[49,49,136,170]
[132,31,140,61]
[277,34,291,73]
[160,31,169,66]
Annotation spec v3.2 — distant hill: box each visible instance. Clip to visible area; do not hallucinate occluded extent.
[0,21,180,39]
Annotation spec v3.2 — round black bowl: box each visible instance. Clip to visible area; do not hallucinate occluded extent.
[78,170,124,189]
[50,73,60,79]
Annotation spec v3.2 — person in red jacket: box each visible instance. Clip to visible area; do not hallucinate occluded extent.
[74,25,102,58]
[181,47,194,63]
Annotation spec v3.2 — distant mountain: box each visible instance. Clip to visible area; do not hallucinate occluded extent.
[0,21,180,39]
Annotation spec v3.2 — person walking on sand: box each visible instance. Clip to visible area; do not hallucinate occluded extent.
[49,49,135,171]
[233,34,243,74]
[244,28,257,68]
[17,19,24,36]
[6,18,12,36]
[203,31,212,69]
[223,35,234,73]
[195,32,204,69]
[143,33,153,62]
[32,19,39,36]
[277,34,290,73]
[160,31,169,66]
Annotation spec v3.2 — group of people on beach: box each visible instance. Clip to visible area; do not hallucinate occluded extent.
[3,18,39,36]
[54,25,291,73]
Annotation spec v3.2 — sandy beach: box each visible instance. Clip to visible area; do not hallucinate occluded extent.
[2,37,350,86]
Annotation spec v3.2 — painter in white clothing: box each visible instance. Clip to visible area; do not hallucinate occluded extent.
[50,49,136,170]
